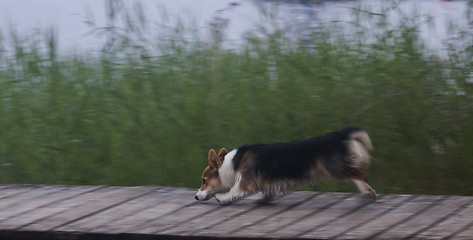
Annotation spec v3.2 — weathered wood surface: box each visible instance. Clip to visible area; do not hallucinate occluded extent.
[0,185,472,239]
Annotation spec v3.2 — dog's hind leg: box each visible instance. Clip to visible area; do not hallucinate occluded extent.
[255,192,275,204]
[352,179,377,201]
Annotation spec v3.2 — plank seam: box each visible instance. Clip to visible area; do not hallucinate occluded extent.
[268,193,355,236]
[0,184,54,201]
[14,186,114,231]
[365,195,448,240]
[31,187,171,231]
[153,203,230,234]
[443,199,473,240]
[331,194,417,239]
[149,194,284,235]
[0,185,86,212]
[224,192,323,237]
[186,193,324,236]
[0,229,274,240]
[0,184,36,201]
[124,196,204,233]
[185,204,262,235]
[293,194,386,238]
[134,202,199,228]
[0,185,12,191]
[407,197,473,240]
[2,185,108,226]
[155,193,312,236]
[83,188,183,232]
[184,193,317,236]
[49,187,159,231]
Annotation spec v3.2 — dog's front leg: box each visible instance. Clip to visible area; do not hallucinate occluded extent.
[215,179,249,204]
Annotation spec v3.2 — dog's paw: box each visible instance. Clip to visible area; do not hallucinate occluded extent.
[214,193,225,203]
[215,193,233,204]
[255,194,275,204]
[214,193,222,203]
[363,188,377,201]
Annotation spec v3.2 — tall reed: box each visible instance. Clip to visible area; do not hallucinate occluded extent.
[0,1,472,195]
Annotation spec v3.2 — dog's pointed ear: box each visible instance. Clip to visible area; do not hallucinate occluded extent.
[217,148,228,160]
[208,149,221,169]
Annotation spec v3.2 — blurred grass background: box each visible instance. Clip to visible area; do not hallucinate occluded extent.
[0,1,472,196]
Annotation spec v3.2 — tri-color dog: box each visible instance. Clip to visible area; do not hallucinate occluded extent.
[195,127,376,204]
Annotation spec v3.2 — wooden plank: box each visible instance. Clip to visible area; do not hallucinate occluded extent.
[0,186,73,220]
[224,192,320,236]
[19,186,154,232]
[55,187,187,233]
[158,192,319,237]
[454,224,473,240]
[0,185,59,209]
[218,192,351,237]
[125,190,223,234]
[412,200,473,239]
[176,191,320,238]
[133,202,221,234]
[0,185,471,240]
[195,192,335,238]
[378,196,473,239]
[227,193,350,238]
[83,188,197,234]
[294,195,384,239]
[300,194,413,239]
[0,185,105,229]
[159,194,271,237]
[0,185,43,201]
[261,194,371,239]
[340,195,445,239]
[7,186,121,230]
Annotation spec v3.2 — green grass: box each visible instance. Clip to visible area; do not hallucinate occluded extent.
[0,1,472,196]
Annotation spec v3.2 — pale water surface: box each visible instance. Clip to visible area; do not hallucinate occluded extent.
[0,0,470,54]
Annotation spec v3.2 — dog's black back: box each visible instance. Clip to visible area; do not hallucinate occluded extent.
[232,127,371,182]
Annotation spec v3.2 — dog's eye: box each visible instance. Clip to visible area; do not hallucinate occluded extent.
[202,178,207,185]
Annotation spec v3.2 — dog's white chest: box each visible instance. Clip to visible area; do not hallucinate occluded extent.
[218,149,238,188]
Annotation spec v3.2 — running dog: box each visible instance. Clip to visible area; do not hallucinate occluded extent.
[195,127,376,204]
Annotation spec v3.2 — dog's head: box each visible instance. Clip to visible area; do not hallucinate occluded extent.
[195,148,228,201]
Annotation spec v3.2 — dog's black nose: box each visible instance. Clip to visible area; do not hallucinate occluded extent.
[195,195,199,200]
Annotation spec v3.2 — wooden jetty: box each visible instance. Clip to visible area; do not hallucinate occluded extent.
[0,185,472,239]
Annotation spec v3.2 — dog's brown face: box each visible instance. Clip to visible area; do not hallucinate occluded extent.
[195,148,228,201]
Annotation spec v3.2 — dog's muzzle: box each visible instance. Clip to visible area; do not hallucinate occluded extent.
[195,189,210,201]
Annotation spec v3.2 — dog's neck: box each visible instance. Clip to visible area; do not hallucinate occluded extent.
[218,149,238,189]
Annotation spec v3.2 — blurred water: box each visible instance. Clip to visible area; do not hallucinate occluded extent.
[0,0,470,54]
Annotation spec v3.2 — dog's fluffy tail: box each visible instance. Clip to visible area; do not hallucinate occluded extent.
[348,129,373,168]
[350,130,373,151]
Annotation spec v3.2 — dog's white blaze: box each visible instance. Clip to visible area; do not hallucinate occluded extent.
[219,149,238,188]
[196,189,208,201]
